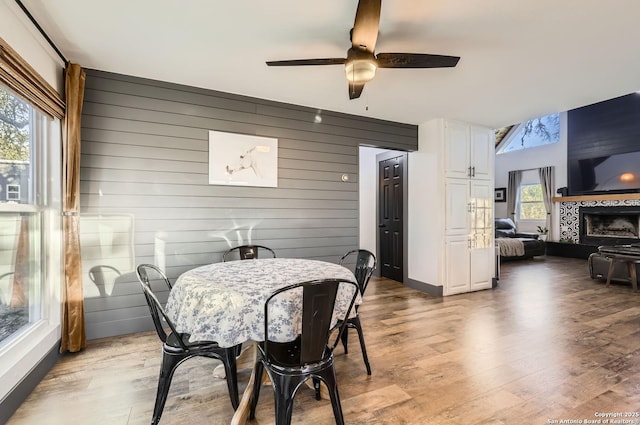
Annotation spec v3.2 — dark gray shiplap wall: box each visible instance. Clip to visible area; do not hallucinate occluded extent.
[79,69,417,339]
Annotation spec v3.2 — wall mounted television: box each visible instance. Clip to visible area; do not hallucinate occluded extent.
[568,151,640,195]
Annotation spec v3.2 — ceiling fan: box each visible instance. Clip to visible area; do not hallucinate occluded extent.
[265,0,460,100]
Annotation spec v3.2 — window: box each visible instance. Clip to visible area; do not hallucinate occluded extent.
[0,84,47,346]
[497,113,560,154]
[6,184,19,201]
[0,33,63,406]
[518,183,546,220]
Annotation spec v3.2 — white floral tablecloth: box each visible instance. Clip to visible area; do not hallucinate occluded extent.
[165,258,359,348]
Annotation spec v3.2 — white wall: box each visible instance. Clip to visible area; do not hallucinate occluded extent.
[494,112,568,237]
[359,146,393,256]
[407,120,444,287]
[0,0,64,403]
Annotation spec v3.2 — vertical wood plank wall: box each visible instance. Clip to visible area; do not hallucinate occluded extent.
[79,69,418,339]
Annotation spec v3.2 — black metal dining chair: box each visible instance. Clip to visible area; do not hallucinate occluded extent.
[338,249,377,375]
[222,244,276,262]
[135,264,241,425]
[249,278,359,425]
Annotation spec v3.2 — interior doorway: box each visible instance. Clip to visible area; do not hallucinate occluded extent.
[377,151,406,282]
[358,147,407,283]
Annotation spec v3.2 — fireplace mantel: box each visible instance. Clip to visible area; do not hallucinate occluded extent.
[553,193,640,203]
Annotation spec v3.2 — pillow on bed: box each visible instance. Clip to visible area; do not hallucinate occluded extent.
[495,218,516,230]
[496,228,515,238]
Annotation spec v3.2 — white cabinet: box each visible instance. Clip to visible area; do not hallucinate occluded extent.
[443,178,494,295]
[412,118,495,296]
[444,120,494,180]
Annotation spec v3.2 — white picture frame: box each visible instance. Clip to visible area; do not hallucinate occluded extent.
[208,131,278,187]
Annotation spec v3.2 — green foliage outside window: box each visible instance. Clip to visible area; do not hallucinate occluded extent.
[0,87,30,161]
[519,184,546,220]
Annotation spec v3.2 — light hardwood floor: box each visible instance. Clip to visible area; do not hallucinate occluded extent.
[6,256,640,425]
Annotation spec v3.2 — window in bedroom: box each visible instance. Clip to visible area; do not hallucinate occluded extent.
[518,183,545,220]
[497,113,561,154]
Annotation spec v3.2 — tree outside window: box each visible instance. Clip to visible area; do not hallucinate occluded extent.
[519,184,546,220]
[0,88,30,161]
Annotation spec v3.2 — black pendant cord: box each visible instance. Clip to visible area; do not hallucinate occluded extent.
[14,0,68,64]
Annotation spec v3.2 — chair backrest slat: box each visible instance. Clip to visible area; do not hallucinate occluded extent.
[263,279,358,366]
[222,245,276,262]
[340,249,376,295]
[136,264,188,350]
[300,282,339,363]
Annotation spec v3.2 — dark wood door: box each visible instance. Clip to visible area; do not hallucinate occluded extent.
[378,154,404,282]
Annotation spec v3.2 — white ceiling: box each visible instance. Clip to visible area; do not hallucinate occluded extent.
[21,0,640,128]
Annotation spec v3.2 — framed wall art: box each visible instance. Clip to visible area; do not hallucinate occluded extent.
[494,187,506,202]
[208,131,278,187]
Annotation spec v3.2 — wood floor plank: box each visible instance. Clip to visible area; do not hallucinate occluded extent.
[6,256,640,424]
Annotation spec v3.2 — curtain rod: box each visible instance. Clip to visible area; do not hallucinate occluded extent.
[14,0,68,64]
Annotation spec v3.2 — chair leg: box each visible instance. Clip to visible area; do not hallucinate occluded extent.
[272,373,303,425]
[340,323,349,354]
[220,347,240,409]
[249,361,264,419]
[233,343,243,358]
[313,377,321,400]
[318,367,345,425]
[151,351,185,425]
[351,316,372,375]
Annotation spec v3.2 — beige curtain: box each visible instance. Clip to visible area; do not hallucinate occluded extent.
[59,63,86,353]
[507,170,522,222]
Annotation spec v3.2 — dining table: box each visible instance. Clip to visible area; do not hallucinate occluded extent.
[164,257,360,424]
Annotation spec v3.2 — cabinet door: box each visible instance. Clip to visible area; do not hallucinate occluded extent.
[445,236,471,295]
[444,121,471,179]
[445,179,470,235]
[469,126,494,180]
[469,180,494,290]
[469,246,493,290]
[469,180,493,247]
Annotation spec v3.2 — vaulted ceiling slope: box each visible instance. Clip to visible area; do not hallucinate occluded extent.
[21,0,640,128]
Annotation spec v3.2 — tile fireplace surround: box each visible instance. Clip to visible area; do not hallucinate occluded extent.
[559,198,640,243]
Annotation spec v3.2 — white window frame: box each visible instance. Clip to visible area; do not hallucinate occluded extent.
[0,96,62,403]
[518,183,545,221]
[6,184,20,201]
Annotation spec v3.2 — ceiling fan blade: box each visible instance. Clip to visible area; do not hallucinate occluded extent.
[266,58,346,66]
[376,53,460,68]
[351,0,381,53]
[348,82,365,100]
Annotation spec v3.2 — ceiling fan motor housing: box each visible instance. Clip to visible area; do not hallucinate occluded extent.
[345,48,377,83]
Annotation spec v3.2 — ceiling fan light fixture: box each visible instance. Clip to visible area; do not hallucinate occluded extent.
[345,59,377,83]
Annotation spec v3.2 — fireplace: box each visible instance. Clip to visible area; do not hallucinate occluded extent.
[579,206,640,245]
